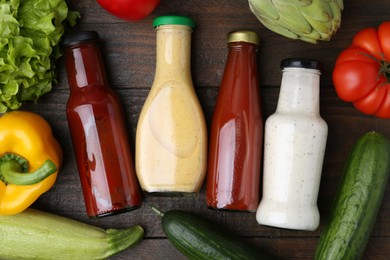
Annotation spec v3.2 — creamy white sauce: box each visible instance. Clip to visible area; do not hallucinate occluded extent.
[256,67,327,231]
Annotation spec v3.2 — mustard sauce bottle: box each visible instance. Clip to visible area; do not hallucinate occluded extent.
[135,16,207,194]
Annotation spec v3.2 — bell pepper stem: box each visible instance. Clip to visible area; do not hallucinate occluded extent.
[0,153,57,186]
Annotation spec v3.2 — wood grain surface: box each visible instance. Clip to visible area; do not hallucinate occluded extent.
[24,0,390,259]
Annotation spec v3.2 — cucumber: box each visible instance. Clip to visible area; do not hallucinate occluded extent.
[152,207,273,260]
[314,131,390,259]
[0,208,144,259]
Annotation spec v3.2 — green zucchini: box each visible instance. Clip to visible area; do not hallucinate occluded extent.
[314,131,390,259]
[152,206,273,260]
[0,208,144,259]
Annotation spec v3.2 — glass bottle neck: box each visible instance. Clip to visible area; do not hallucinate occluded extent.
[227,42,257,63]
[276,68,321,115]
[220,42,258,96]
[154,25,192,82]
[64,43,108,90]
[225,42,258,74]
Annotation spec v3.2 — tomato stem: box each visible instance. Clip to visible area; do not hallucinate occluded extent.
[359,52,390,82]
[379,60,390,82]
[384,62,390,82]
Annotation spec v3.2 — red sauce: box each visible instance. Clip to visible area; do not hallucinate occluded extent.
[206,37,263,211]
[63,31,142,217]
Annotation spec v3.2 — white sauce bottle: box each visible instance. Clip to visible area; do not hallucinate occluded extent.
[256,58,327,231]
[135,15,207,194]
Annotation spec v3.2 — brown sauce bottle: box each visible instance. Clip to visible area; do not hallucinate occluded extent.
[62,31,142,217]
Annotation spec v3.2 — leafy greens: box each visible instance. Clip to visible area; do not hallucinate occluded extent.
[0,0,79,112]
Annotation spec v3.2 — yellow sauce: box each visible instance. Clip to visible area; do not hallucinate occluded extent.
[135,22,207,194]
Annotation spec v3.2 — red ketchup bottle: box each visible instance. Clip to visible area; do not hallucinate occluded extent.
[62,31,142,218]
[206,30,263,211]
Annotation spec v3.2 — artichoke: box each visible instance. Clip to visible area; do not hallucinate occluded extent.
[249,0,344,43]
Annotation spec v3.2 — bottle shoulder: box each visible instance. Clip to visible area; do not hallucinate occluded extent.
[69,84,117,97]
[266,111,327,128]
[68,85,121,108]
[138,80,205,126]
[144,80,198,104]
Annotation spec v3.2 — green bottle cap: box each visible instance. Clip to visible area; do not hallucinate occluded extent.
[153,15,195,29]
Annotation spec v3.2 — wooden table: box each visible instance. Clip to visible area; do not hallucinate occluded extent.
[26,0,390,258]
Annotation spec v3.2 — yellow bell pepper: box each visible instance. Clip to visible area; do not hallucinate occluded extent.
[0,111,62,215]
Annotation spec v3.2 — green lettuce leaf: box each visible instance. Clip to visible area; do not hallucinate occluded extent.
[0,0,79,112]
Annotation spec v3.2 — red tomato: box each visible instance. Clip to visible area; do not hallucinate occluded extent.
[333,21,390,118]
[96,0,160,21]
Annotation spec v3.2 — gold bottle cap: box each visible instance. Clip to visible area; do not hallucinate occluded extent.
[227,30,260,45]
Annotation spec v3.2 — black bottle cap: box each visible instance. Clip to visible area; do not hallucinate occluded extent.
[61,31,100,48]
[280,58,323,71]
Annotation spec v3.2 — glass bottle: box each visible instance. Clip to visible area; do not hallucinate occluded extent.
[135,16,207,194]
[205,31,263,211]
[256,58,327,231]
[62,31,142,218]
